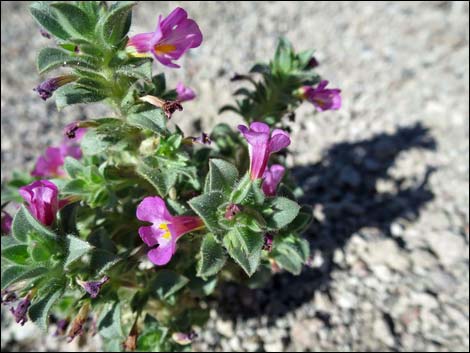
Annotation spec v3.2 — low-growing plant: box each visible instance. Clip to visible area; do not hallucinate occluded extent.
[1,2,341,351]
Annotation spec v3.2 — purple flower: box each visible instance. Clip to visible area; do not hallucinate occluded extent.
[172,331,198,345]
[77,276,110,299]
[32,127,85,178]
[1,211,13,234]
[54,319,70,336]
[136,196,204,266]
[10,295,31,326]
[34,75,76,101]
[262,164,285,196]
[238,122,291,180]
[176,82,196,102]
[300,80,341,111]
[128,7,203,68]
[19,180,59,226]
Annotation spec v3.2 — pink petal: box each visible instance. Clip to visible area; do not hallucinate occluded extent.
[147,242,175,266]
[128,32,155,53]
[250,122,270,134]
[138,225,163,247]
[269,129,291,153]
[136,197,172,224]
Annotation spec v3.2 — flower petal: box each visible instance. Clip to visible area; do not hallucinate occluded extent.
[127,32,155,53]
[147,242,175,266]
[269,129,291,153]
[136,196,172,224]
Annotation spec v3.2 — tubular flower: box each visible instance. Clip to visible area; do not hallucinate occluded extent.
[136,196,204,266]
[176,82,196,102]
[19,180,60,226]
[299,80,341,111]
[34,75,76,101]
[127,7,202,68]
[238,122,291,180]
[262,164,285,196]
[10,294,31,326]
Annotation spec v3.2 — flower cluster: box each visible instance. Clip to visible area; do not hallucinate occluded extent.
[1,2,341,351]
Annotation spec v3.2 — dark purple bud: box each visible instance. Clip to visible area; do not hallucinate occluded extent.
[10,295,31,326]
[1,211,13,235]
[307,56,319,68]
[193,132,212,145]
[54,319,70,336]
[1,289,17,305]
[225,203,241,220]
[77,276,109,298]
[34,75,76,101]
[162,101,183,119]
[262,233,274,251]
[140,96,183,119]
[39,28,51,39]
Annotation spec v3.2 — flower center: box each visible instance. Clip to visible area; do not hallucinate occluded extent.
[158,223,172,240]
[154,43,176,55]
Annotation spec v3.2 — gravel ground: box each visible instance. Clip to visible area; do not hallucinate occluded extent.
[1,1,469,352]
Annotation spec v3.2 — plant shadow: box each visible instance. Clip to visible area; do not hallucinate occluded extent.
[214,122,437,322]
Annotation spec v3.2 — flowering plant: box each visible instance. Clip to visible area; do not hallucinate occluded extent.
[1,2,341,351]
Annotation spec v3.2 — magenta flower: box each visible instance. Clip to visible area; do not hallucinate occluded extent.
[136,196,204,266]
[176,82,196,102]
[300,80,341,111]
[32,126,85,178]
[1,211,13,234]
[19,180,60,226]
[238,122,291,180]
[128,7,203,68]
[34,75,76,101]
[262,164,286,196]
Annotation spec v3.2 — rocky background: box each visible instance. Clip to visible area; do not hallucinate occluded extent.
[1,1,469,351]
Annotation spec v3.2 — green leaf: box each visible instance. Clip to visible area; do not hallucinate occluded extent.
[263,197,300,230]
[223,228,263,277]
[116,58,153,81]
[189,192,226,234]
[150,270,189,300]
[55,85,106,110]
[90,249,121,276]
[29,280,65,330]
[36,47,94,74]
[12,206,56,243]
[63,234,93,269]
[100,1,136,46]
[127,109,167,135]
[63,156,84,178]
[204,159,238,194]
[197,233,226,278]
[272,235,310,275]
[234,225,264,255]
[1,265,48,291]
[137,162,177,197]
[50,3,92,38]
[98,302,123,340]
[30,2,70,40]
[1,244,29,265]
[289,205,313,233]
